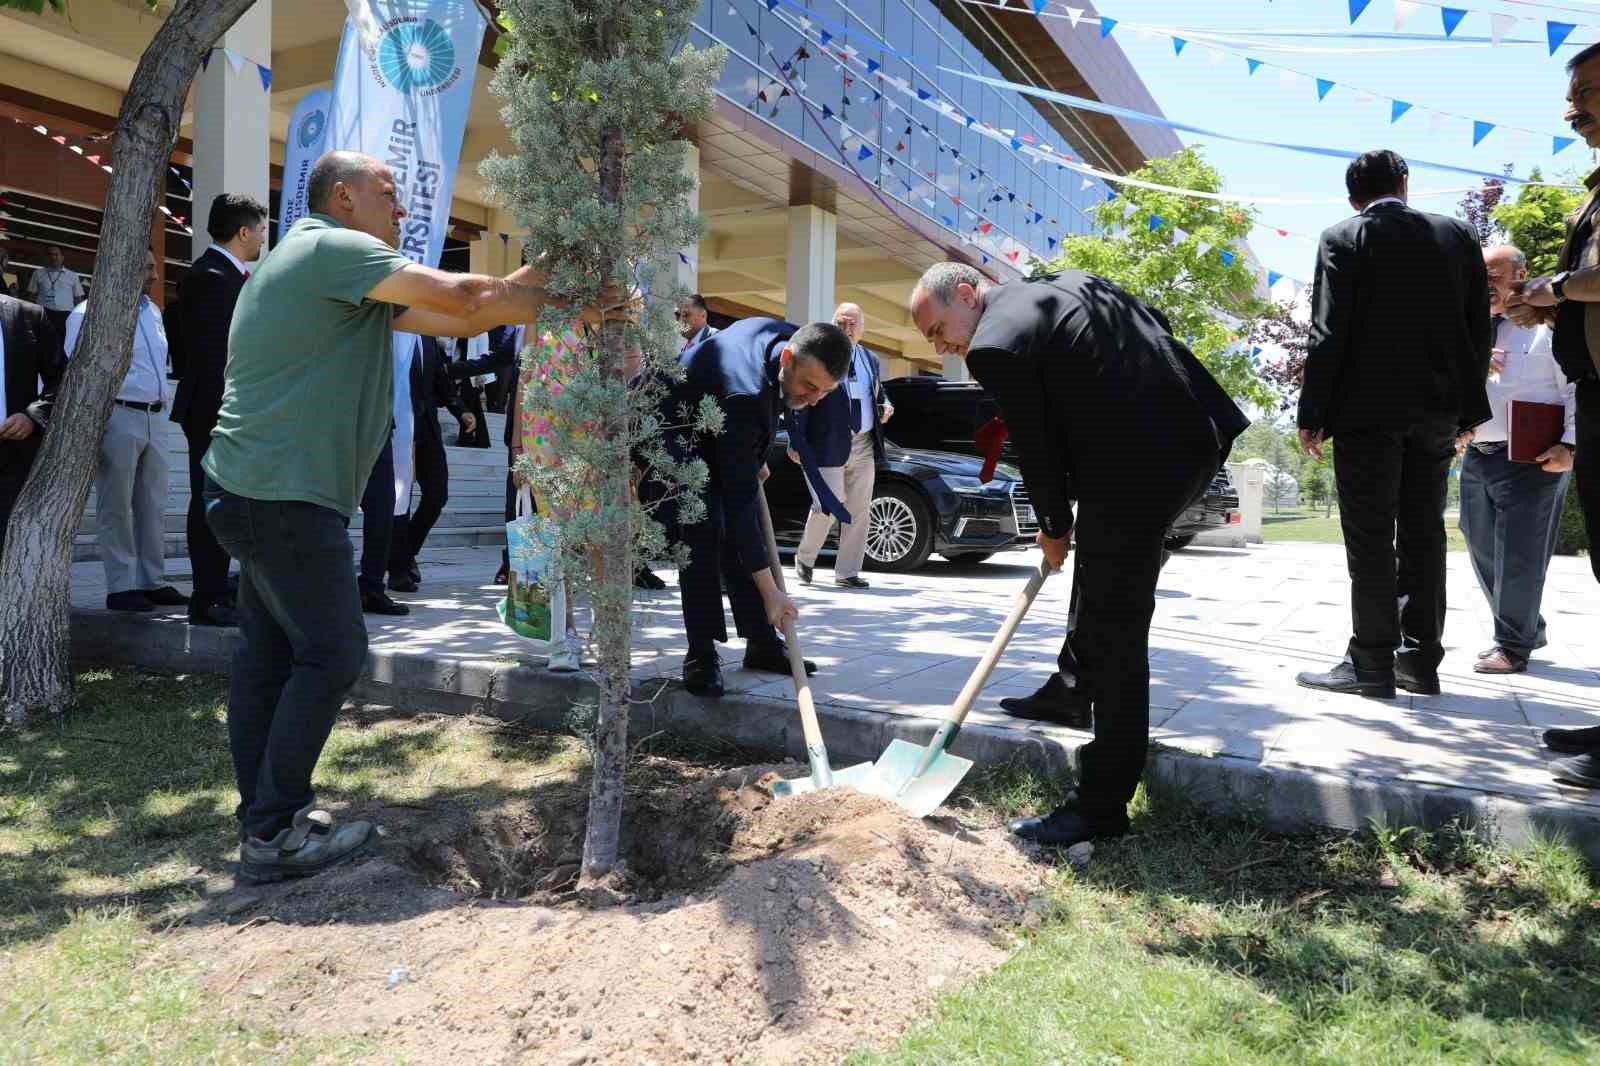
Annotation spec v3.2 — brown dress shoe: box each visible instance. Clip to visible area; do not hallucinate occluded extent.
[1474,647,1527,675]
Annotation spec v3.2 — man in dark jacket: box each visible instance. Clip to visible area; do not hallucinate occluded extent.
[1295,150,1491,700]
[174,193,268,626]
[0,294,65,562]
[910,264,1248,847]
[388,335,471,589]
[655,317,853,698]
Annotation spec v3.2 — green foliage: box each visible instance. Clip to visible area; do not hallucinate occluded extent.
[480,0,727,643]
[1555,483,1589,555]
[1037,146,1277,410]
[1493,168,1585,276]
[0,0,67,13]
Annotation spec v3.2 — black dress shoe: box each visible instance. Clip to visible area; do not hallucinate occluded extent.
[106,590,154,612]
[633,566,667,590]
[408,562,421,585]
[1008,800,1129,847]
[140,585,191,607]
[999,674,1092,728]
[387,574,419,593]
[1295,659,1396,699]
[744,642,817,677]
[683,654,725,699]
[835,576,870,589]
[1394,654,1441,696]
[188,601,238,627]
[1544,725,1600,754]
[362,590,410,616]
[796,559,814,585]
[1552,752,1600,789]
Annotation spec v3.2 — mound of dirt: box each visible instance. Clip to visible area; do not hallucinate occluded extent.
[173,764,1057,1065]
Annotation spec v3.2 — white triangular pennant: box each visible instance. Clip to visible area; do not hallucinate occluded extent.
[1354,91,1377,106]
[1490,13,1516,45]
[1393,0,1420,31]
[223,48,245,75]
[1174,227,1189,244]
[1207,48,1225,65]
[1428,111,1449,135]
[1278,69,1300,89]
[1066,7,1084,28]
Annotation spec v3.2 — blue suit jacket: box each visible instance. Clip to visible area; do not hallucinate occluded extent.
[786,342,885,502]
[665,317,848,575]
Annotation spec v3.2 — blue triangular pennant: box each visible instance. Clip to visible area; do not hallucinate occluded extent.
[1100,17,1117,38]
[1148,214,1166,232]
[1010,137,1023,150]
[1251,346,1263,357]
[867,58,881,74]
[1473,120,1495,146]
[1268,271,1283,287]
[981,255,990,264]
[1172,37,1187,56]
[1047,237,1057,249]
[1391,100,1412,123]
[1555,135,1578,154]
[1316,78,1335,101]
[765,0,777,10]
[1220,249,1235,266]
[858,145,874,161]
[820,30,832,46]
[257,64,272,92]
[941,215,954,227]
[822,104,834,120]
[1440,8,1467,37]
[1033,212,1044,224]
[1246,58,1262,75]
[916,87,931,101]
[1348,0,1372,22]
[679,252,690,265]
[1032,0,1046,13]
[201,49,211,71]
[1548,21,1577,55]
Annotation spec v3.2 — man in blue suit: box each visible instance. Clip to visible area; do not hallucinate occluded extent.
[787,302,893,588]
[656,317,853,697]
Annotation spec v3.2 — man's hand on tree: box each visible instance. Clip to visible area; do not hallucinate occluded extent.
[0,413,35,441]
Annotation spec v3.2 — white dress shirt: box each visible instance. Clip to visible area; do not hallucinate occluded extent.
[63,296,169,404]
[27,267,83,312]
[211,243,251,278]
[1477,320,1576,446]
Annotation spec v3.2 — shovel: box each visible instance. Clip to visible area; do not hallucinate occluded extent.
[869,556,1055,818]
[756,489,876,799]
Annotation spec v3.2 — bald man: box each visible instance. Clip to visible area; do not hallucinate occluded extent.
[786,302,893,587]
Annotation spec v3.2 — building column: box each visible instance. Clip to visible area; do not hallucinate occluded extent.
[469,209,522,276]
[942,353,969,381]
[190,0,272,260]
[785,203,836,325]
[677,142,701,295]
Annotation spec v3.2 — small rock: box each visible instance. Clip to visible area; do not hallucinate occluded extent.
[386,966,411,989]
[224,892,262,916]
[498,923,511,934]
[657,942,673,956]
[1065,842,1093,869]
[795,896,815,913]
[246,985,267,999]
[581,1025,593,1040]
[555,1051,590,1066]
[765,876,779,892]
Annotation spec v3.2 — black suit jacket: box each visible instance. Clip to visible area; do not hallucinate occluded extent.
[1,295,66,474]
[412,336,464,450]
[1299,202,1492,437]
[965,273,1249,541]
[173,246,248,427]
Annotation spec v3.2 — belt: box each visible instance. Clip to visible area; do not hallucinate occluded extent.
[1472,441,1507,455]
[114,398,164,413]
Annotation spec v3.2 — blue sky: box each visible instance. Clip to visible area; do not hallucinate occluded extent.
[1072,0,1600,285]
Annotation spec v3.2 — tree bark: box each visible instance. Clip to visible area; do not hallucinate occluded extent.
[0,0,258,728]
[580,10,631,884]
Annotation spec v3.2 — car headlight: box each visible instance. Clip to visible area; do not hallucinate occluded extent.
[942,475,995,495]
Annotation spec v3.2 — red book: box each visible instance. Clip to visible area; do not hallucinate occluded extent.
[1507,400,1565,463]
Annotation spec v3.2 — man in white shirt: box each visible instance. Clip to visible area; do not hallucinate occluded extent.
[65,248,186,612]
[1458,244,1576,673]
[26,245,85,335]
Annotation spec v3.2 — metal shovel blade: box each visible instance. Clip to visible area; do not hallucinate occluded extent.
[771,760,878,799]
[868,738,975,819]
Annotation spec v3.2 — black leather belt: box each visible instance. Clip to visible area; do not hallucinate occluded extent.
[114,399,163,413]
[1472,441,1507,455]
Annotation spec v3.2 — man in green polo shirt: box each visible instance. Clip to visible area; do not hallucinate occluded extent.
[203,149,595,884]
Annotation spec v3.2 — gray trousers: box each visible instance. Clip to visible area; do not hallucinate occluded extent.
[797,432,876,579]
[96,404,170,594]
[1458,445,1570,658]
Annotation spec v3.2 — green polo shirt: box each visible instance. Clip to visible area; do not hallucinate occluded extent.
[203,214,412,518]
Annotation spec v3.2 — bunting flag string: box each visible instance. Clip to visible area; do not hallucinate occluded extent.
[953,0,1585,153]
[201,47,274,91]
[6,118,194,236]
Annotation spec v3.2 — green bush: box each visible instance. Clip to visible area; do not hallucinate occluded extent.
[1554,485,1589,555]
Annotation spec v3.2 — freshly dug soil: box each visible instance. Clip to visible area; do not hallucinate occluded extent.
[169,763,1056,1065]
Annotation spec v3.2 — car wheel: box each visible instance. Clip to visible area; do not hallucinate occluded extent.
[1164,533,1197,551]
[941,552,994,567]
[865,483,934,572]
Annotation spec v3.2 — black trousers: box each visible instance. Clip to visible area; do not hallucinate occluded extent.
[1332,418,1456,672]
[1068,451,1219,814]
[664,479,778,660]
[42,308,70,338]
[459,385,490,448]
[358,435,394,597]
[388,431,449,575]
[0,459,31,564]
[182,412,232,603]
[1574,379,1600,585]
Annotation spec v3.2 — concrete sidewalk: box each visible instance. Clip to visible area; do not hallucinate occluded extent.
[68,540,1600,861]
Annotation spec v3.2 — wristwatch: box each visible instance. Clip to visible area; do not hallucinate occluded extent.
[1551,270,1572,302]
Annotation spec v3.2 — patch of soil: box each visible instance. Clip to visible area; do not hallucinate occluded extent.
[169,763,1056,1065]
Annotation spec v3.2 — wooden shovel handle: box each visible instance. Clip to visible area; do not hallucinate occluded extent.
[755,490,829,761]
[944,556,1054,731]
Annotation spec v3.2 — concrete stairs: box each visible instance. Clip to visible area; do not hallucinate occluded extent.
[74,412,509,563]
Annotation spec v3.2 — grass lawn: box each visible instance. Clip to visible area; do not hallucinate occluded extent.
[2,667,1597,1064]
[1262,506,1471,553]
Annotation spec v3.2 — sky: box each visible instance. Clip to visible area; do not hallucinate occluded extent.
[1058,0,1600,286]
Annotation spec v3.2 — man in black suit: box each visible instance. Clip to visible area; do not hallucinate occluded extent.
[450,328,511,449]
[0,294,65,562]
[910,264,1248,847]
[388,335,471,590]
[1295,150,1491,700]
[174,193,267,626]
[654,317,853,698]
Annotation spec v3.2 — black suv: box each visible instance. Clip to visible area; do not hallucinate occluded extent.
[878,376,1240,551]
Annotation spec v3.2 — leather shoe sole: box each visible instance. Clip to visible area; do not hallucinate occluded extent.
[1552,753,1600,789]
[999,691,1091,729]
[362,594,410,616]
[683,658,725,699]
[1008,807,1128,847]
[1295,667,1396,700]
[1543,725,1600,754]
[743,651,817,677]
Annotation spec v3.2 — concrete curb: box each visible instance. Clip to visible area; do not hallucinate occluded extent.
[70,608,1600,864]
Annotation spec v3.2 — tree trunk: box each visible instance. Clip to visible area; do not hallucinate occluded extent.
[0,0,258,728]
[580,14,631,884]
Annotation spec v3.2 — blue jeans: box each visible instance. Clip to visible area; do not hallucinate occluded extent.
[1458,446,1571,658]
[204,481,369,841]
